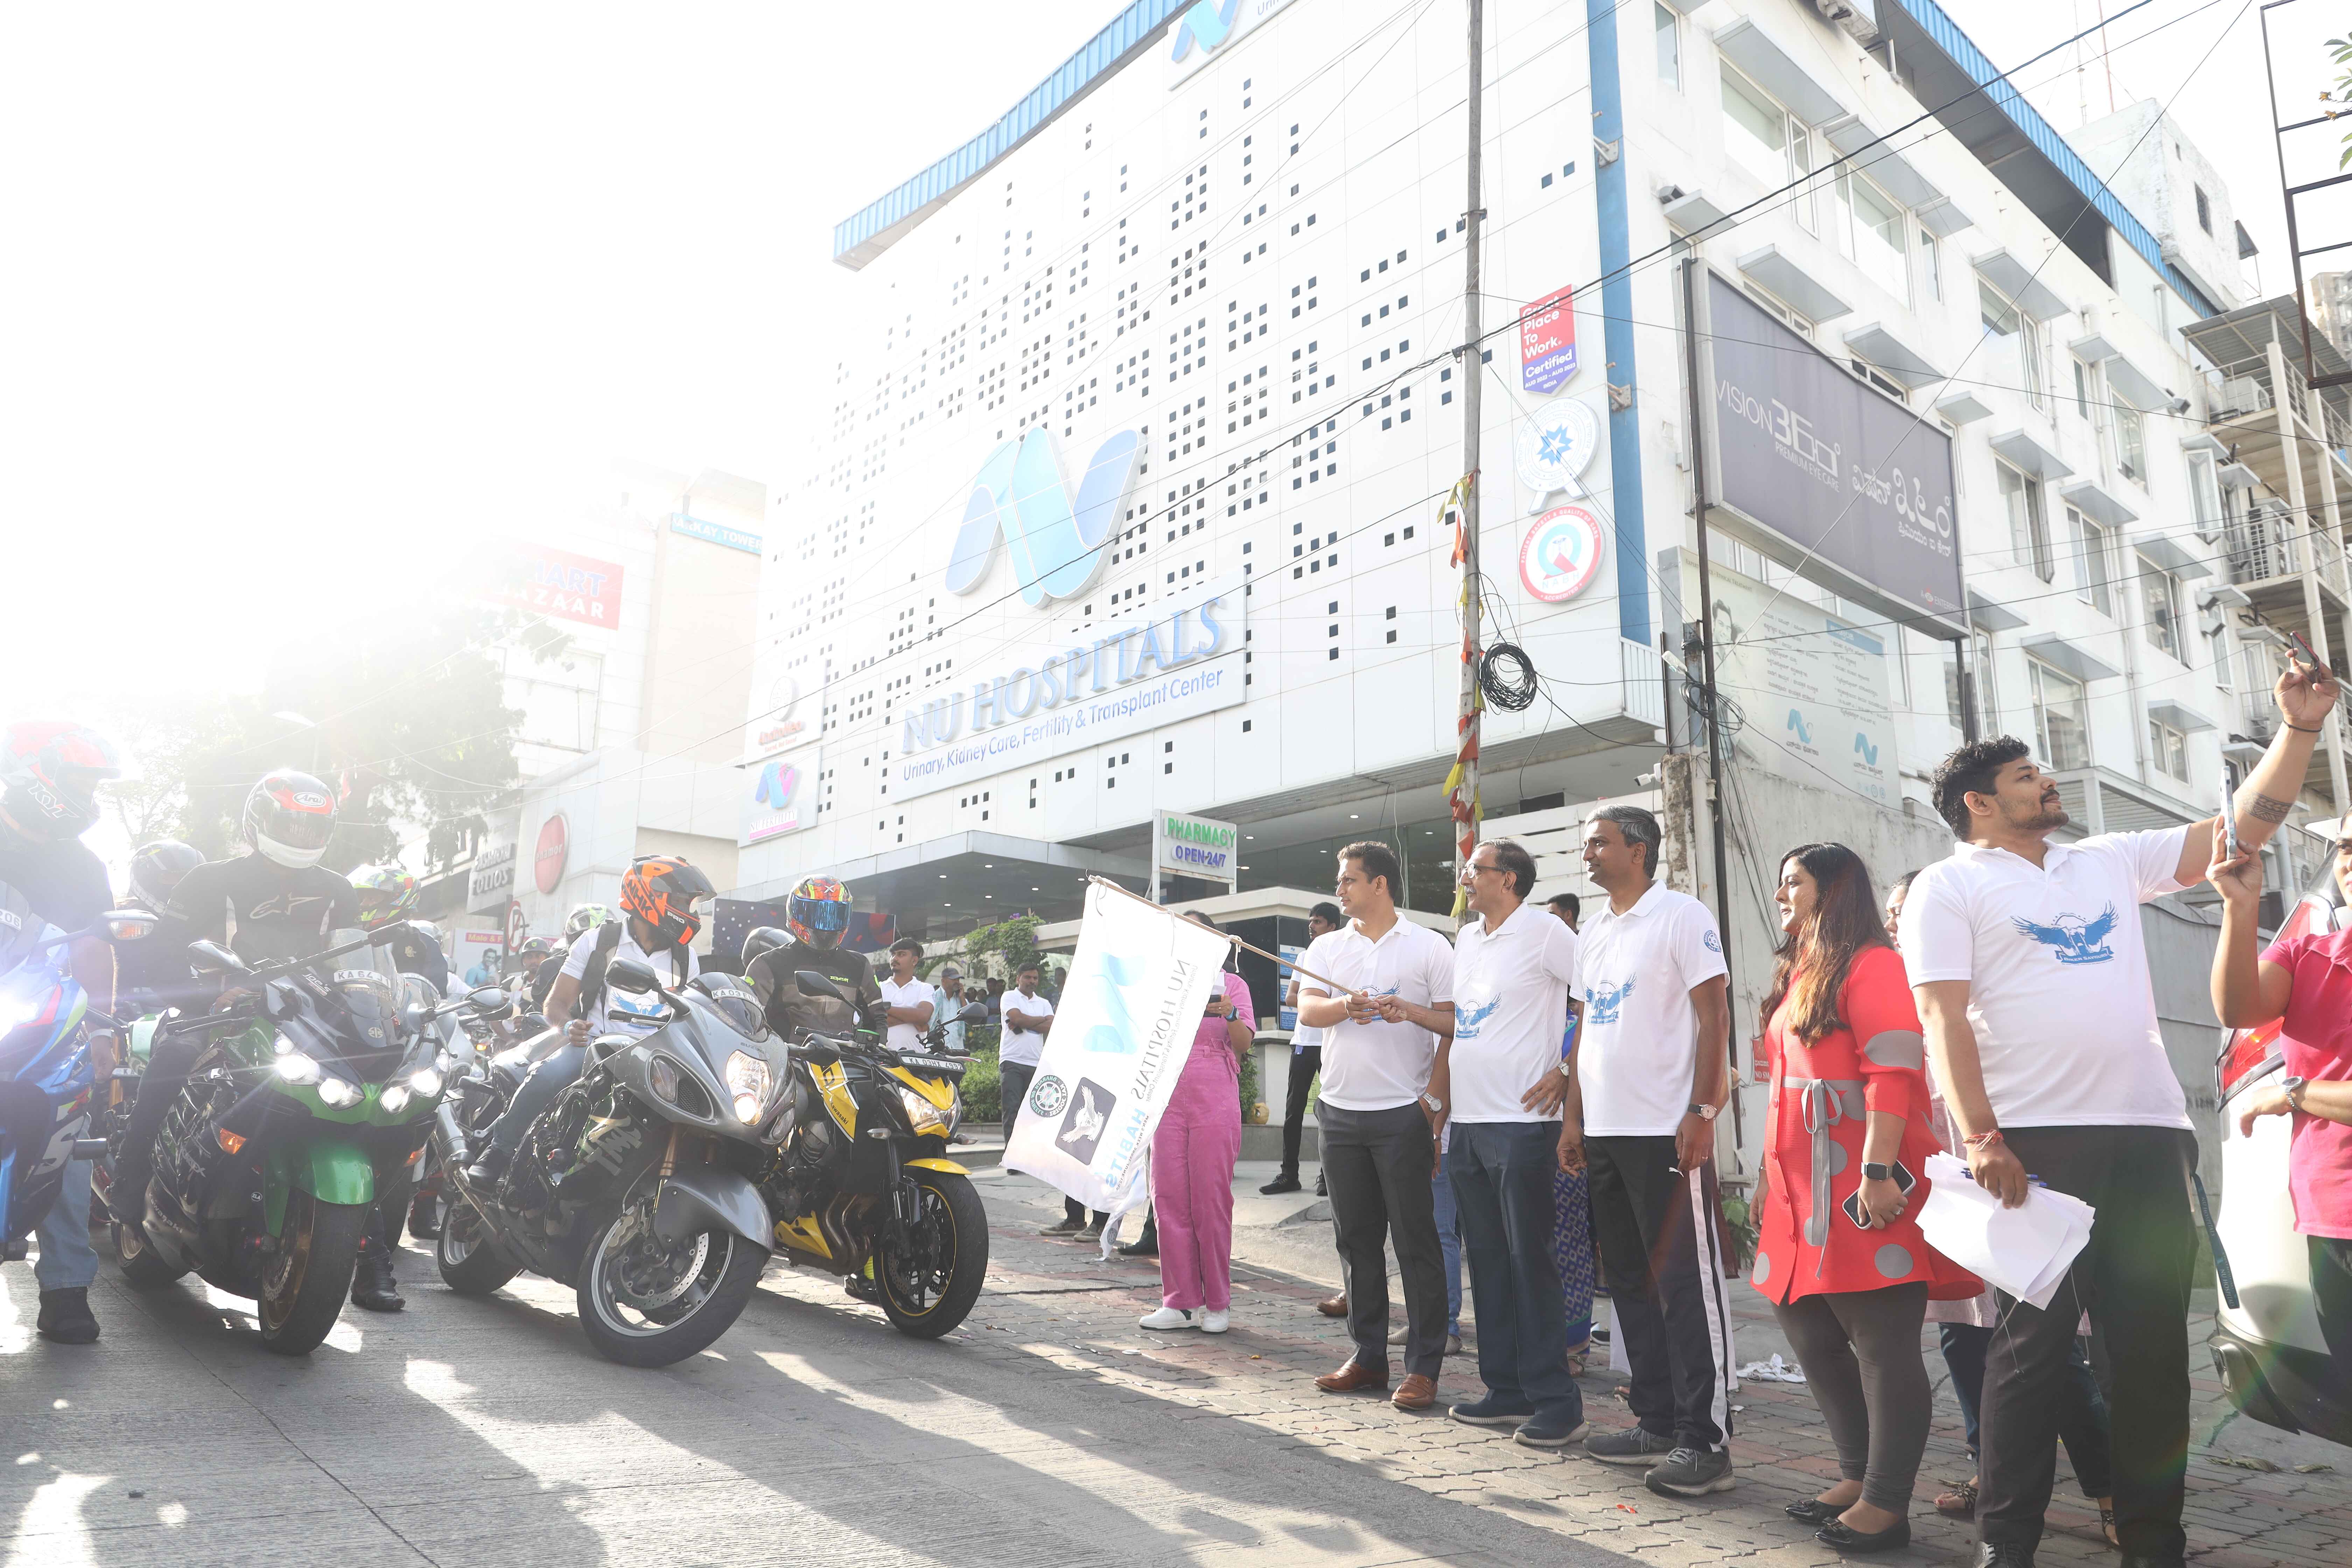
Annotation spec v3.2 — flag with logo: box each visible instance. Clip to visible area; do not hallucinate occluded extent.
[1003,883,1228,1234]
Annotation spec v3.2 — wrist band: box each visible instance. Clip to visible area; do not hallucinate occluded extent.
[2286,721,2324,733]
[1964,1129,2004,1149]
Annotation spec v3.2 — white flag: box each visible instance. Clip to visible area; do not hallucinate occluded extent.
[1004,884,1228,1223]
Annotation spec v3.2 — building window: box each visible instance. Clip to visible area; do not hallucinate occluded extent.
[2072,357,2094,419]
[2188,456,2222,539]
[2070,508,2113,616]
[2195,184,2213,236]
[1832,170,1910,305]
[2150,716,2190,781]
[2140,553,2183,659]
[1979,280,2045,409]
[2113,396,2147,483]
[1917,226,1940,301]
[2030,660,2091,771]
[1720,64,1811,225]
[1998,460,2053,582]
[1654,2,1679,89]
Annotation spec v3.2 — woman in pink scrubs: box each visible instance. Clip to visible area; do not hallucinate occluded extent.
[1140,913,1257,1334]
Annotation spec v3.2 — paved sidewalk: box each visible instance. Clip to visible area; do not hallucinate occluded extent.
[972,1160,2351,1567]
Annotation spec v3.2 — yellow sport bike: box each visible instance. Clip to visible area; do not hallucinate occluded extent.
[761,972,989,1336]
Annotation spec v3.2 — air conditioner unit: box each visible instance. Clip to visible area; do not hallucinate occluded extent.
[1811,0,1881,46]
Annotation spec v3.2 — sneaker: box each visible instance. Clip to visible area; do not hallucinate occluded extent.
[1201,1309,1230,1334]
[1078,1220,1105,1241]
[1447,1332,1464,1355]
[1139,1307,1196,1330]
[1584,1425,1677,1466]
[1644,1446,1736,1497]
[1450,1393,1536,1427]
[1260,1172,1302,1195]
[844,1273,880,1303]
[1314,1172,1327,1197]
[1040,1216,1086,1235]
[35,1288,99,1345]
[1115,1231,1159,1258]
[1514,1410,1591,1449]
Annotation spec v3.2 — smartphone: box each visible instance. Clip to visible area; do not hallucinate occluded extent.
[2220,777,2241,860]
[1842,1161,1917,1229]
[2288,629,2335,682]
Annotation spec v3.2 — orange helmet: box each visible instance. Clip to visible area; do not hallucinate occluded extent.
[619,854,715,951]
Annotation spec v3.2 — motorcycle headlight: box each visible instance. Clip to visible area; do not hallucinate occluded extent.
[271,1031,300,1057]
[275,1050,322,1085]
[408,1066,443,1098]
[316,1076,362,1108]
[380,1084,412,1114]
[897,1084,950,1137]
[725,1052,771,1126]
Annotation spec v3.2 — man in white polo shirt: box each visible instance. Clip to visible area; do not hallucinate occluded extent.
[1415,837,1586,1448]
[1567,804,1739,1500]
[1297,840,1456,1410]
[1904,659,2332,1568]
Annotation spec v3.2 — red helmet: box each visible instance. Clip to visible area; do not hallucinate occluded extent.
[620,854,715,951]
[2,721,121,840]
[243,768,338,869]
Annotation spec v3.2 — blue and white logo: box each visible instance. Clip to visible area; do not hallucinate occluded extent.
[1853,732,1881,766]
[1587,978,1636,1027]
[944,427,1140,607]
[1169,0,1240,60]
[1703,930,1722,955]
[1786,709,1813,746]
[1453,995,1500,1041]
[2011,905,2119,966]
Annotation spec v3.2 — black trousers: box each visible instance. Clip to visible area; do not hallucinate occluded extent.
[999,1060,1105,1226]
[1320,1101,1448,1378]
[1977,1125,2196,1560]
[1278,1045,1321,1175]
[2312,1235,2352,1382]
[1586,1134,1737,1449]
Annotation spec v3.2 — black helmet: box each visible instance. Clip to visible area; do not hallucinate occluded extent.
[741,925,792,969]
[127,839,204,913]
[242,768,337,869]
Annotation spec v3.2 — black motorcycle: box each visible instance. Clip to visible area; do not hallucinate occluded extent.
[430,961,785,1367]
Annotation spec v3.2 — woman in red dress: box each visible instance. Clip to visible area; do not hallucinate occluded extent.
[1752,843,1979,1554]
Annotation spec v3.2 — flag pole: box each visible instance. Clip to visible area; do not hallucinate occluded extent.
[1081,875,1359,996]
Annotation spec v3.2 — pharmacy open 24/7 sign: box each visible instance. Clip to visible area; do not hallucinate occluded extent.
[1518,284,1578,395]
[1154,811,1239,886]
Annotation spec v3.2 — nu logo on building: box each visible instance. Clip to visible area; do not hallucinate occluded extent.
[1167,0,1295,79]
[945,426,1140,607]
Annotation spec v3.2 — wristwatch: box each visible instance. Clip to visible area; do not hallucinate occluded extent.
[1421,1092,1446,1114]
[1556,1059,1575,1079]
[2282,1075,2310,1109]
[1862,1162,1893,1182]
[1686,1101,1720,1122]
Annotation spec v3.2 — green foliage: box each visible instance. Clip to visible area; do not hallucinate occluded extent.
[107,608,523,869]
[1237,1041,1260,1120]
[960,1044,1001,1125]
[947,915,1046,983]
[2330,36,2352,170]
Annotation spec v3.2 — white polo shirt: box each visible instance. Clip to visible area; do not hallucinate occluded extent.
[1449,902,1582,1123]
[1300,915,1457,1111]
[999,988,1054,1066]
[1899,828,2192,1130]
[1574,882,1729,1136]
[877,975,935,1053]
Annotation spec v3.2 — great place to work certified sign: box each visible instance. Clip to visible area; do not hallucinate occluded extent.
[892,573,1248,800]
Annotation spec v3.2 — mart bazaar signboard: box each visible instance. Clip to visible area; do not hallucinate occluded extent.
[896,576,1246,800]
[495,544,625,629]
[1155,811,1238,886]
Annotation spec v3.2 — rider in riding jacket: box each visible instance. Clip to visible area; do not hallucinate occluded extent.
[741,876,884,1041]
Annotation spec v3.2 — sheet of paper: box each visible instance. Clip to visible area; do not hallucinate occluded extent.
[1915,1153,2096,1309]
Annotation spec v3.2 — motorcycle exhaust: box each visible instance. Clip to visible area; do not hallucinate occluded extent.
[433,1100,471,1168]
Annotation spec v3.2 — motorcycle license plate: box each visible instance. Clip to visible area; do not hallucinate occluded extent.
[894,1055,966,1078]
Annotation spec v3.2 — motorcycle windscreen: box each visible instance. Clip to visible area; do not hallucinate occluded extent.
[318,931,402,1060]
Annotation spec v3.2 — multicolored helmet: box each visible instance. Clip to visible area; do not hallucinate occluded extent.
[564,903,617,941]
[349,863,420,928]
[2,721,121,840]
[786,875,853,951]
[242,768,337,870]
[620,855,715,951]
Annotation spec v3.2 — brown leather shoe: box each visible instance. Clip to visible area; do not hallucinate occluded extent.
[1315,1357,1391,1394]
[1316,1292,1348,1317]
[1392,1373,1437,1411]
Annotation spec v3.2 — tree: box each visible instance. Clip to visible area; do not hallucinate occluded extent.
[2331,35,2352,169]
[117,607,524,870]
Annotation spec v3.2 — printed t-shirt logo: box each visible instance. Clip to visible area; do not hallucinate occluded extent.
[2011,904,2118,966]
[1703,929,1722,954]
[1453,995,1500,1041]
[1587,978,1636,1026]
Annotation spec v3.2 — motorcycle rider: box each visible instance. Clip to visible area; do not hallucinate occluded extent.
[110,839,206,1018]
[0,722,123,1345]
[528,905,612,1013]
[741,877,883,1040]
[465,858,711,1188]
[112,769,356,1231]
[344,863,442,1312]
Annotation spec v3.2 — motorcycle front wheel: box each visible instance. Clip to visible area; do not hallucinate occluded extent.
[875,1171,989,1338]
[257,1190,368,1356]
[435,1199,520,1296]
[575,1197,764,1368]
[111,1217,187,1292]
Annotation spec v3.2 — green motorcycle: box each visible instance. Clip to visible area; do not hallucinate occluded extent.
[111,924,491,1354]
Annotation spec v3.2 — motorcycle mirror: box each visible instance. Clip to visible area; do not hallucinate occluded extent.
[188,939,251,975]
[793,969,849,1005]
[606,957,663,995]
[958,1002,988,1026]
[469,986,507,1010]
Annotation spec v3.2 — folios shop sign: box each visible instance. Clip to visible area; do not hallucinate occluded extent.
[465,842,516,912]
[1155,811,1238,886]
[1702,272,1962,634]
[896,574,1247,800]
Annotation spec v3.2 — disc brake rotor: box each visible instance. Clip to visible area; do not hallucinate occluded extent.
[603,1203,710,1313]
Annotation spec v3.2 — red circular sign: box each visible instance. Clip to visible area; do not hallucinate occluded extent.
[505,900,527,952]
[1519,505,1606,603]
[533,814,569,895]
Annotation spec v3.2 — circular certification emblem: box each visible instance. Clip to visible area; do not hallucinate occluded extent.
[1519,506,1606,603]
[1029,1075,1070,1119]
[1513,396,1600,499]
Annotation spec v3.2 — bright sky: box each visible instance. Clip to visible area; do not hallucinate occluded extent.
[2,0,2337,739]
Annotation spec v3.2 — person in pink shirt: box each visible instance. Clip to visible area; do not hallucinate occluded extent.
[2210,828,2352,1378]
[1139,912,1257,1334]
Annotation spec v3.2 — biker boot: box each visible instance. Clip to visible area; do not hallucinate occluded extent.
[463,1144,511,1190]
[36,1288,101,1345]
[350,1245,405,1312]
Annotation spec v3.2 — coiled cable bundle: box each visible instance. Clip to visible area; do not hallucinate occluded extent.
[1479,642,1539,713]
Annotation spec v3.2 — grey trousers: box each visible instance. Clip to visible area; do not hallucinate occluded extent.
[1771,1282,1931,1513]
[1319,1100,1448,1379]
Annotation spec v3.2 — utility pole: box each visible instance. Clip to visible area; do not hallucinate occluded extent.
[1679,257,1739,1096]
[1447,0,1486,914]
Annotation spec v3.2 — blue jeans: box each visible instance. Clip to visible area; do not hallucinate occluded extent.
[34,1159,98,1291]
[1433,1163,1462,1336]
[1449,1120,1582,1423]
